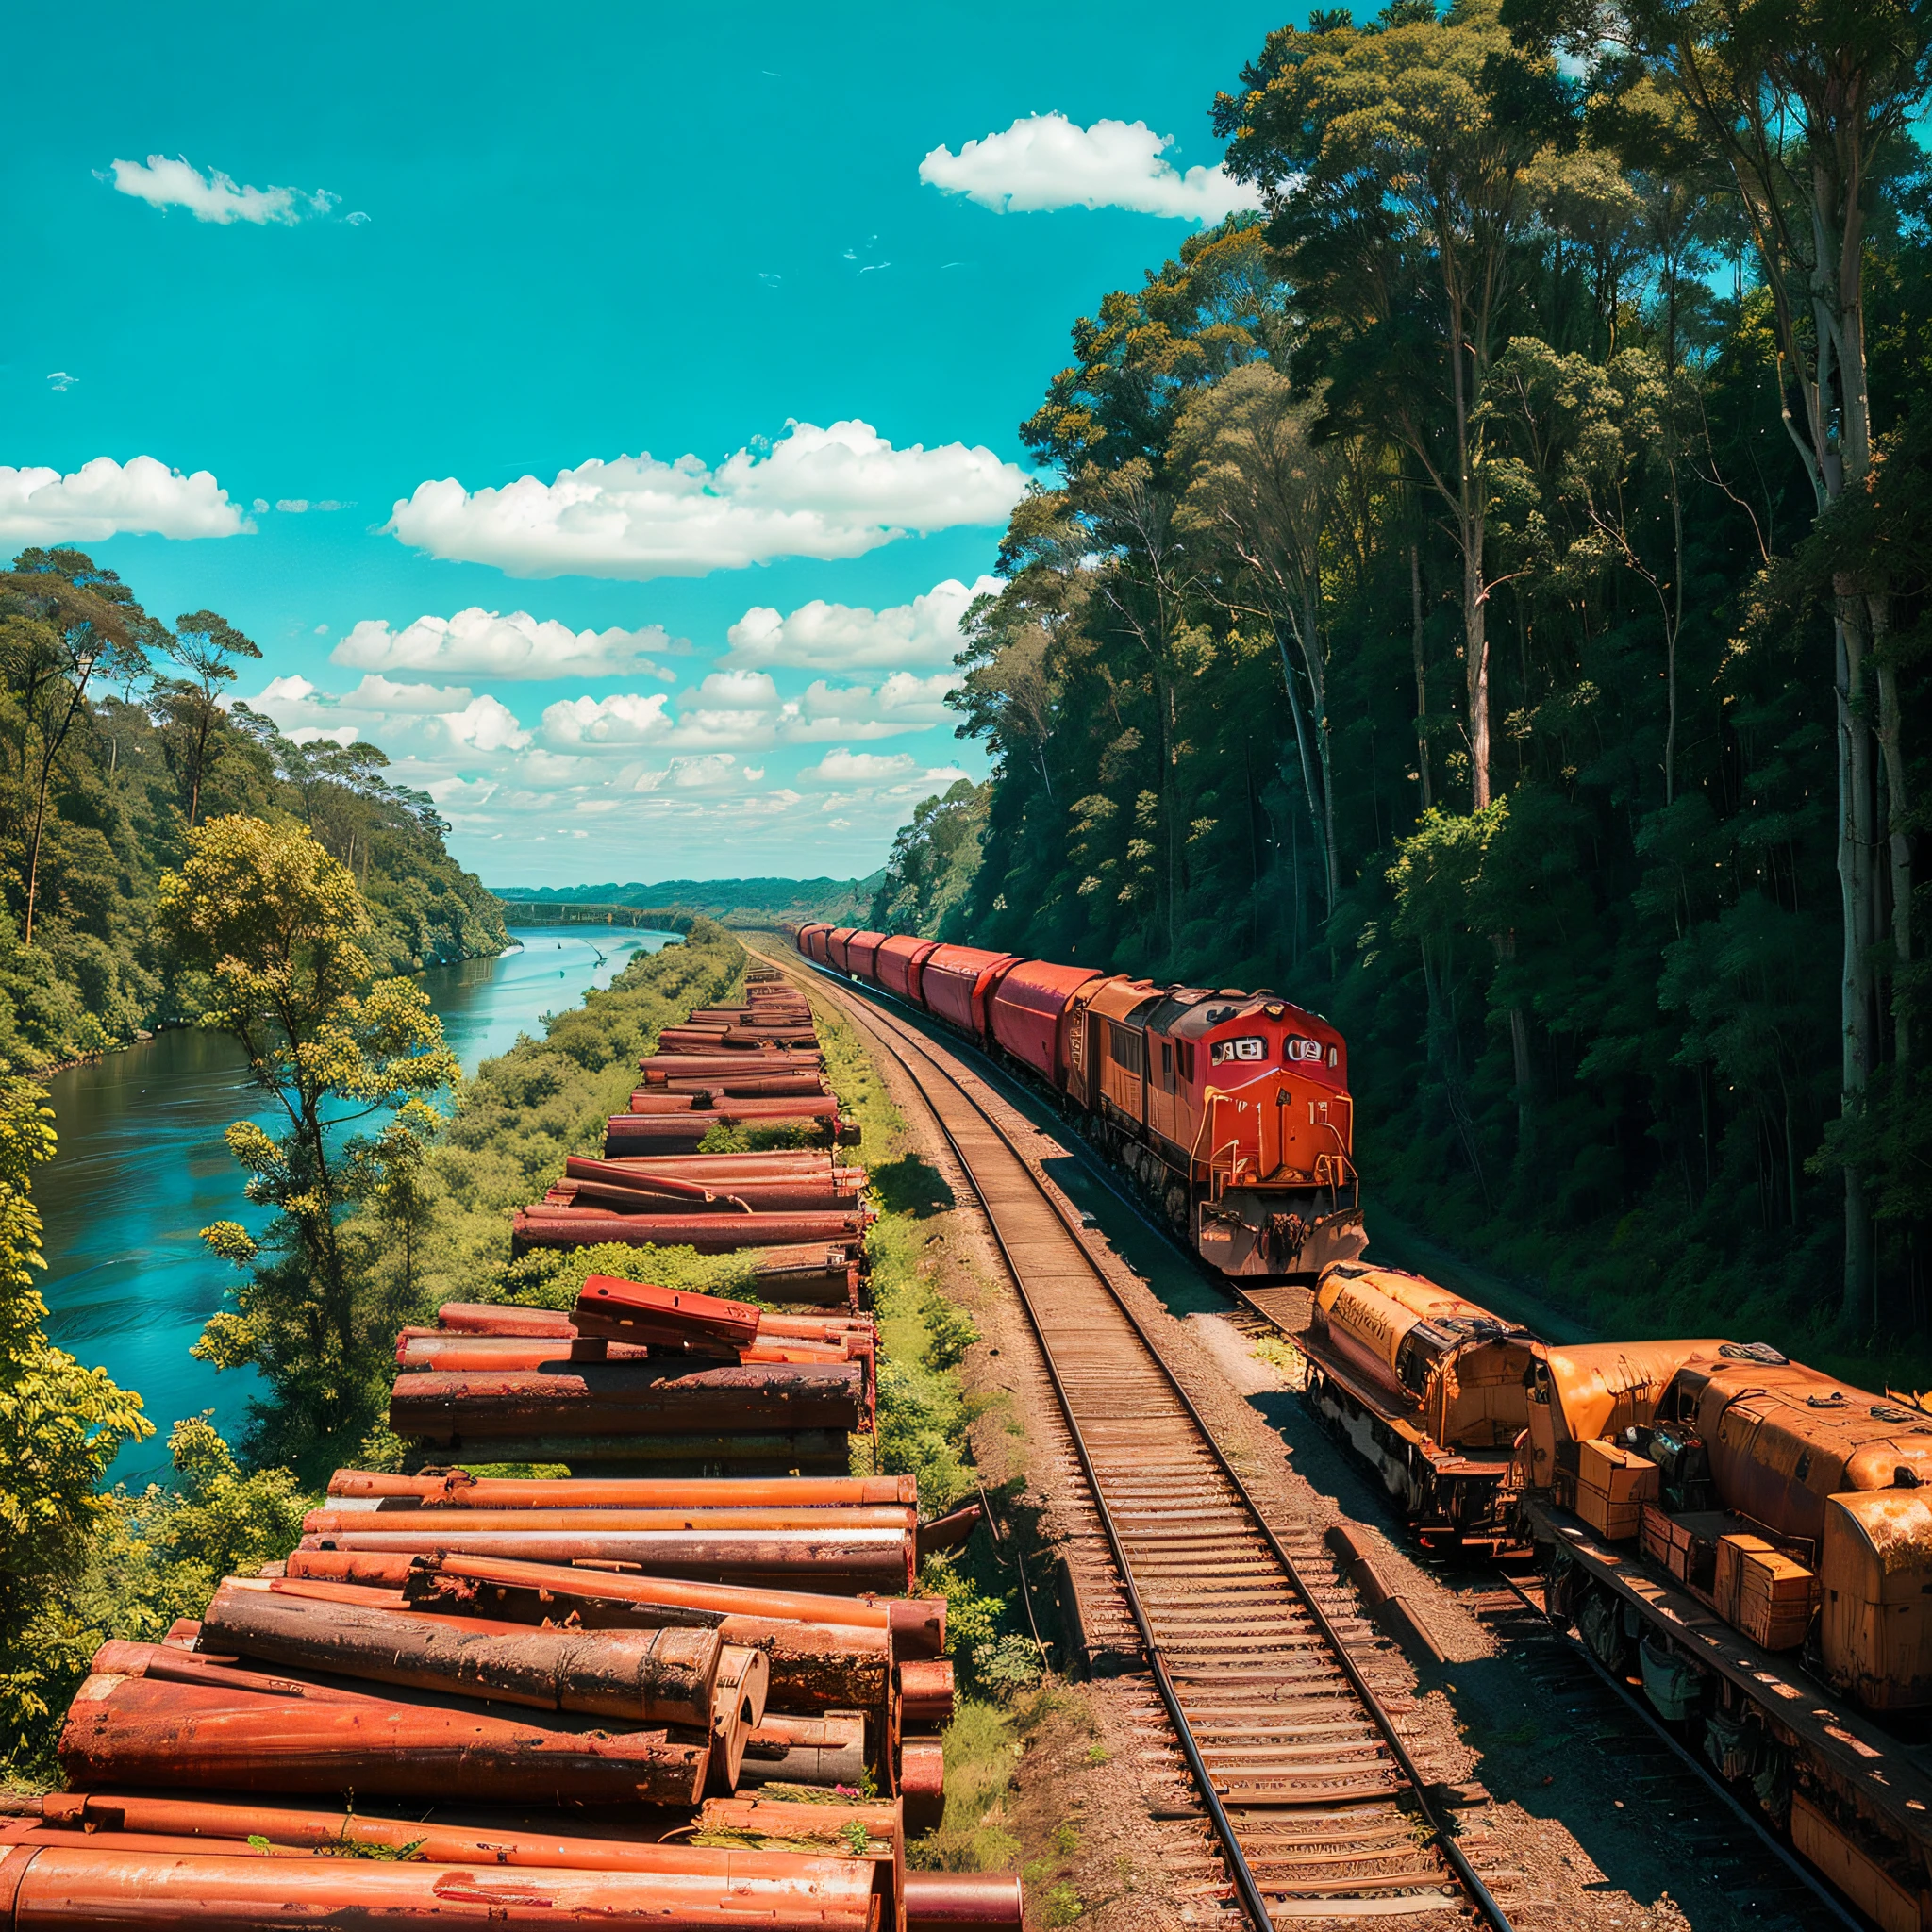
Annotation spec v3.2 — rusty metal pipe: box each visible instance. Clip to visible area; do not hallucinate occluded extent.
[303,1507,913,1534]
[58,1674,711,1807]
[422,1308,871,1348]
[895,1659,955,1727]
[408,1574,890,1712]
[196,1585,721,1725]
[388,1360,865,1440]
[418,1554,943,1653]
[515,1210,864,1254]
[904,1872,1025,1927]
[393,1432,853,1473]
[325,1471,912,1507]
[300,1527,911,1590]
[392,1337,852,1372]
[0,1844,880,1927]
[738,1709,868,1789]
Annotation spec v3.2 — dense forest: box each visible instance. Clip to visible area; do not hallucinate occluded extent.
[0,546,506,1069]
[871,0,1932,1357]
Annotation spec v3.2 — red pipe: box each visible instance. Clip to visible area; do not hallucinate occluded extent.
[58,1674,712,1806]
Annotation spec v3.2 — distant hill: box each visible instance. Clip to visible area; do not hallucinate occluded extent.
[490,873,884,928]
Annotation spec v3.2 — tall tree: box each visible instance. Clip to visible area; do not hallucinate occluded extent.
[0,551,151,944]
[158,815,458,1469]
[1510,0,1932,1324]
[1216,0,1570,808]
[155,609,261,827]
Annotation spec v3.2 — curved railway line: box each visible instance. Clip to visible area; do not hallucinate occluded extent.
[775,948,1516,1930]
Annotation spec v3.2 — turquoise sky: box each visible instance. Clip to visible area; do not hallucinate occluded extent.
[6,2,1288,883]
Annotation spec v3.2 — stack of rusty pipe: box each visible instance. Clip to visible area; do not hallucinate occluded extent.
[0,1796,1020,1928]
[264,1465,970,1825]
[48,1472,970,1848]
[592,984,858,1156]
[389,1276,874,1473]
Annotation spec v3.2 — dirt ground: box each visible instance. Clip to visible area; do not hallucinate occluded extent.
[808,965,1807,1932]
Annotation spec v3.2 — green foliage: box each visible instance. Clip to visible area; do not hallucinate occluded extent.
[972,1634,1046,1695]
[1040,1879,1086,1926]
[0,549,504,1072]
[160,816,459,1474]
[869,781,991,935]
[918,3,1932,1352]
[8,1414,308,1779]
[0,1070,149,1771]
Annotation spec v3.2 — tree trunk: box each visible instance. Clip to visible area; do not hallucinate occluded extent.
[1836,602,1878,1331]
[1411,543,1432,811]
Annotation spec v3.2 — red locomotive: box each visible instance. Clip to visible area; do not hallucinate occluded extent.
[794,924,1365,1279]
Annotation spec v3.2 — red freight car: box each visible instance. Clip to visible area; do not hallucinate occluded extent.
[823,928,859,974]
[796,922,834,965]
[988,960,1105,1087]
[916,946,1020,1038]
[845,932,889,984]
[874,935,940,1004]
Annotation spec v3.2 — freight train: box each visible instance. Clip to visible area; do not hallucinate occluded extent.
[1304,1257,1932,1930]
[792,923,1365,1279]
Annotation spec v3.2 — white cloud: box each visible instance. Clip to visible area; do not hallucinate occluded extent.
[250,674,532,757]
[920,114,1261,223]
[276,499,309,513]
[0,456,250,543]
[107,155,342,225]
[541,691,674,750]
[46,372,76,392]
[805,748,918,784]
[387,419,1025,581]
[334,608,679,681]
[633,753,747,795]
[782,671,958,742]
[724,574,1000,671]
[340,675,475,712]
[443,695,530,753]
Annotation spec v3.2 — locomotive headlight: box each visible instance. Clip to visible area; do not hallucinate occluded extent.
[1210,1035,1269,1064]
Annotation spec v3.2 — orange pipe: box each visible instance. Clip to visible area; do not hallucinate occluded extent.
[58,1673,711,1806]
[421,1553,946,1654]
[0,1844,879,1927]
[325,1471,913,1507]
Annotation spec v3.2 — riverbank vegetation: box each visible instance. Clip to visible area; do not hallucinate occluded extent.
[0,547,504,1070]
[872,0,1932,1360]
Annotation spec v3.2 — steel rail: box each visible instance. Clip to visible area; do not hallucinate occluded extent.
[781,951,1514,1931]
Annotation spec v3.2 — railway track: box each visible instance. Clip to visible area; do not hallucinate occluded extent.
[780,953,1514,1929]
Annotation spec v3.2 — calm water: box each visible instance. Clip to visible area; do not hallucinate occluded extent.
[38,926,680,1483]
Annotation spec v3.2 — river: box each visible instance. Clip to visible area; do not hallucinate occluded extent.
[37,925,682,1484]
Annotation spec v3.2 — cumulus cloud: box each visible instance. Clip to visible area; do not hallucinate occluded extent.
[106,155,345,225]
[920,114,1260,223]
[0,457,250,542]
[443,695,531,753]
[334,608,679,681]
[724,574,1000,671]
[249,675,531,756]
[783,671,957,742]
[805,748,919,784]
[541,691,674,750]
[387,419,1025,581]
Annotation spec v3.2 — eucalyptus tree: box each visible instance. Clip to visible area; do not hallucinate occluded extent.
[1509,0,1932,1324]
[1215,0,1572,809]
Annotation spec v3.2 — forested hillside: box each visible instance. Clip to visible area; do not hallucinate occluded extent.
[874,0,1932,1353]
[499,874,885,927]
[0,548,505,1067]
